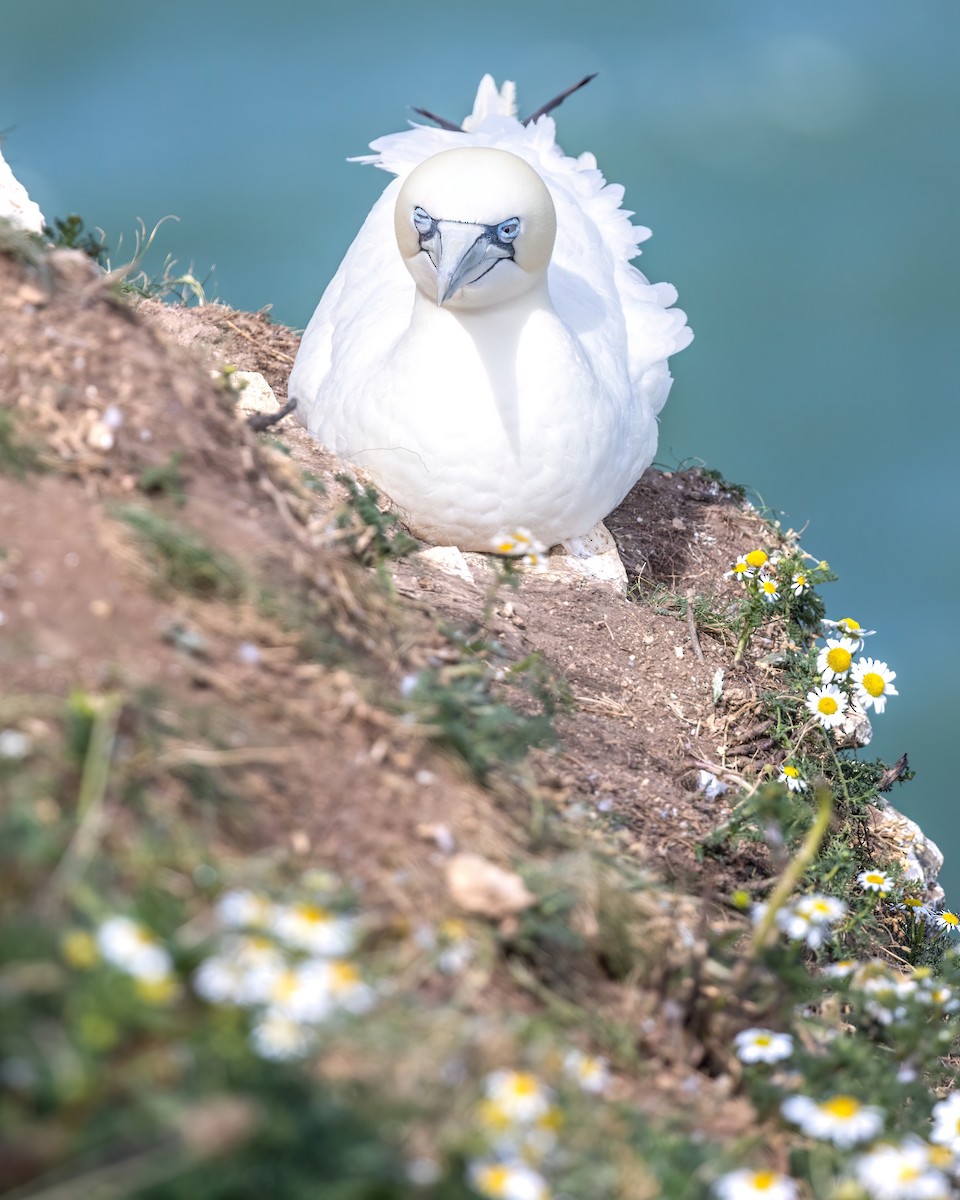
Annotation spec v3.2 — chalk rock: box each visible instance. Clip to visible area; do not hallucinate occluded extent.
[0,146,45,234]
[868,800,944,903]
[445,853,535,919]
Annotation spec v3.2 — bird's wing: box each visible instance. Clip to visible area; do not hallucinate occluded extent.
[289,177,413,424]
[357,76,692,412]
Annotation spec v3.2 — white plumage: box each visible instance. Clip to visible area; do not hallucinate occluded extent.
[289,75,692,551]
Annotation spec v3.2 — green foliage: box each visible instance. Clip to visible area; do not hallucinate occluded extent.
[45,212,109,264]
[407,638,567,782]
[116,503,247,600]
[138,451,188,504]
[0,409,44,477]
[334,474,419,565]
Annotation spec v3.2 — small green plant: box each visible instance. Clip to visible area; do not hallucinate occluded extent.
[116,504,246,600]
[334,473,419,565]
[138,451,188,504]
[0,409,44,477]
[45,212,108,264]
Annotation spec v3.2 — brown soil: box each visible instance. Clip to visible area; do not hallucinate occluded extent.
[1,245,800,1140]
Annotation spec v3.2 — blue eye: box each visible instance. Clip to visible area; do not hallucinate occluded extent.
[413,207,434,235]
[497,218,520,243]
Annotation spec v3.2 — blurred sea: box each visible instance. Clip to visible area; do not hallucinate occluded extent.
[2,0,958,892]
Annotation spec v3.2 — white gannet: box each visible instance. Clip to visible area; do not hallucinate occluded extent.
[290,75,692,561]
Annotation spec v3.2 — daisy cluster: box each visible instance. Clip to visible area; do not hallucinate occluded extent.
[192,886,374,1062]
[724,547,805,607]
[753,891,848,950]
[467,1057,611,1199]
[722,986,960,1198]
[805,615,898,733]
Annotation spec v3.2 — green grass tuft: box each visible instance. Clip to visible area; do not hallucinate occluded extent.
[116,504,246,601]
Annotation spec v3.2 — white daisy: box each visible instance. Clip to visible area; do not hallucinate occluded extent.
[713,1168,797,1200]
[563,1048,611,1094]
[794,893,847,925]
[816,637,858,683]
[192,934,287,1007]
[214,889,275,930]
[850,658,898,714]
[96,916,174,983]
[725,558,752,583]
[930,1093,960,1153]
[824,959,858,978]
[733,1028,794,1064]
[483,1070,554,1124]
[491,528,546,559]
[934,911,960,934]
[790,572,808,596]
[270,902,359,957]
[757,573,779,604]
[467,1160,549,1200]
[777,764,807,793]
[823,617,877,651]
[805,683,849,729]
[781,1093,884,1147]
[857,869,894,894]
[855,1139,950,1200]
[249,1011,316,1061]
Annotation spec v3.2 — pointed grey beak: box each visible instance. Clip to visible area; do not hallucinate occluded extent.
[434,221,513,306]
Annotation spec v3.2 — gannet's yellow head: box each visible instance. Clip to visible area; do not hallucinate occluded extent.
[395,146,556,309]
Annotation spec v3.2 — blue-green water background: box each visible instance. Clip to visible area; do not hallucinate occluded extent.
[3,1,958,892]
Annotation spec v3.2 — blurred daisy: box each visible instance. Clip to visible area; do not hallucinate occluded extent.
[271,902,358,956]
[250,1011,316,1061]
[215,889,275,930]
[930,1093,960,1153]
[326,959,376,1014]
[97,916,173,983]
[850,659,898,714]
[467,1160,549,1200]
[817,637,858,684]
[483,1071,554,1123]
[733,1028,793,1064]
[824,959,858,978]
[854,1139,950,1200]
[805,684,849,729]
[777,764,807,793]
[775,894,846,950]
[823,617,876,651]
[857,870,894,894]
[193,934,286,1006]
[713,1168,797,1199]
[918,982,960,1013]
[563,1048,611,1094]
[790,572,808,596]
[781,1093,884,1147]
[491,528,545,559]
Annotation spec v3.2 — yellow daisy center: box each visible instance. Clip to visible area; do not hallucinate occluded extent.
[331,961,361,987]
[753,1033,773,1046]
[941,912,959,927]
[795,574,807,586]
[864,873,886,886]
[750,1173,778,1191]
[478,1165,510,1195]
[783,766,800,779]
[839,618,861,633]
[296,904,332,926]
[861,672,886,697]
[822,1095,860,1119]
[762,579,777,594]
[903,897,924,908]
[826,647,852,673]
[733,561,749,574]
[817,695,839,715]
[509,1073,540,1097]
[273,971,300,1002]
[745,550,768,569]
